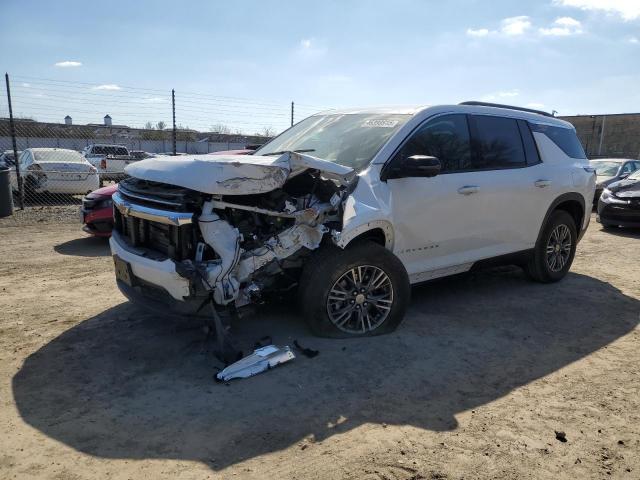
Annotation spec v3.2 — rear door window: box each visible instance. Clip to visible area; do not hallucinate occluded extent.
[468,115,526,169]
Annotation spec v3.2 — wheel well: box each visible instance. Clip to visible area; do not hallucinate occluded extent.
[554,200,584,231]
[346,228,386,247]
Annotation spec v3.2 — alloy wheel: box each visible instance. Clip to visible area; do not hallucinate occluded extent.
[546,224,572,272]
[326,265,394,334]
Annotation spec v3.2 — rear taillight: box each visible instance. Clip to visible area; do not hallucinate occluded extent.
[100,159,107,169]
[27,164,46,178]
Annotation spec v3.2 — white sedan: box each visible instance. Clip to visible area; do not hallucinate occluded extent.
[11,148,100,195]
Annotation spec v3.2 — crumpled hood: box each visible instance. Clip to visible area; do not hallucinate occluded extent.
[608,177,640,198]
[124,152,356,195]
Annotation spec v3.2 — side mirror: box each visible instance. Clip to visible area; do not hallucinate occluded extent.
[382,155,441,181]
[404,155,441,177]
[619,172,629,179]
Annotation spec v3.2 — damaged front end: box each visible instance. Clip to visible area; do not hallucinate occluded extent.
[109,152,357,316]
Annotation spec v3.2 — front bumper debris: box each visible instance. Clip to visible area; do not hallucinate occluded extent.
[215,345,295,382]
[109,231,191,300]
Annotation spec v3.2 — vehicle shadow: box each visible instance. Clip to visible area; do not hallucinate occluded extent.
[54,237,111,257]
[598,225,640,239]
[12,267,639,471]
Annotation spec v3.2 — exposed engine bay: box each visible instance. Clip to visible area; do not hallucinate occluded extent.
[113,152,358,311]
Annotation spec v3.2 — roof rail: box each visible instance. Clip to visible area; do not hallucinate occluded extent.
[459,101,553,117]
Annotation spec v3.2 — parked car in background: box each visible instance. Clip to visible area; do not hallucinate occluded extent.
[589,158,640,205]
[11,148,99,195]
[80,148,252,237]
[597,168,640,229]
[81,183,118,237]
[109,102,594,340]
[82,144,137,183]
[0,150,21,168]
[129,150,154,160]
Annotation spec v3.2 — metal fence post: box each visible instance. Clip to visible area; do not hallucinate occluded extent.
[172,89,177,156]
[597,115,606,156]
[291,101,294,127]
[4,73,24,209]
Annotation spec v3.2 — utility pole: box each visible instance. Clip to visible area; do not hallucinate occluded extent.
[597,115,606,156]
[5,73,24,209]
[291,101,294,127]
[172,89,177,156]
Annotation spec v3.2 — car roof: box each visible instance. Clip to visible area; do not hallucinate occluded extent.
[312,104,573,129]
[589,158,634,163]
[314,105,429,116]
[26,148,79,153]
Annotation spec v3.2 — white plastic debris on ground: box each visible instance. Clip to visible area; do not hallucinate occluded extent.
[215,345,295,382]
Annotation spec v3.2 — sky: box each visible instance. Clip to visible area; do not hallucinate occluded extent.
[0,0,639,133]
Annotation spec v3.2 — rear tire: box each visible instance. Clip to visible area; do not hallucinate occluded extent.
[525,210,577,283]
[298,241,410,338]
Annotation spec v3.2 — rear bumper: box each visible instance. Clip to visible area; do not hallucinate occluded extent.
[109,231,191,301]
[37,174,100,194]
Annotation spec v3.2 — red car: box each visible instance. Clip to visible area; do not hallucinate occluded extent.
[80,149,258,237]
[81,183,118,237]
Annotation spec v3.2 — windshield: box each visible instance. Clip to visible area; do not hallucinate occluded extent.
[590,160,620,176]
[254,113,411,170]
[33,150,86,163]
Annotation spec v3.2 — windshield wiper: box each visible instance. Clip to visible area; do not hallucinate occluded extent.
[261,149,316,156]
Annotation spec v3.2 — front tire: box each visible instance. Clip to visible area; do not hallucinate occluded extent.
[525,210,577,283]
[298,241,410,338]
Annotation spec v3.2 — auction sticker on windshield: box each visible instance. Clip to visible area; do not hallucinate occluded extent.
[363,119,399,128]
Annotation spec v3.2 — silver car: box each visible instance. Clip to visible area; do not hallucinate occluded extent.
[11,148,100,195]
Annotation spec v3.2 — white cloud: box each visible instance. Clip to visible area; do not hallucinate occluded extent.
[526,102,546,109]
[629,36,639,44]
[553,0,640,21]
[21,83,31,88]
[466,28,490,37]
[482,89,521,101]
[466,16,531,38]
[300,39,312,49]
[142,96,165,103]
[501,16,532,36]
[92,84,121,91]
[54,61,82,68]
[539,16,584,36]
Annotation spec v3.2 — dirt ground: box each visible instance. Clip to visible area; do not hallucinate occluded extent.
[0,213,638,480]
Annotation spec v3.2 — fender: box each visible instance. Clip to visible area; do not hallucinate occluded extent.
[535,192,587,245]
[332,219,395,250]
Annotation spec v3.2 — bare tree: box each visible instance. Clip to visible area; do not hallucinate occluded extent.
[144,121,154,130]
[156,121,166,130]
[210,123,231,134]
[257,126,276,137]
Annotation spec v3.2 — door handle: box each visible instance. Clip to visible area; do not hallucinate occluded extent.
[457,185,479,195]
[534,179,552,188]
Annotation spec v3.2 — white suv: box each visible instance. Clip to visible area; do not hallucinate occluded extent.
[109,102,595,338]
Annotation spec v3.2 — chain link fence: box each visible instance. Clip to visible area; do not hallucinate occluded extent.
[0,74,325,226]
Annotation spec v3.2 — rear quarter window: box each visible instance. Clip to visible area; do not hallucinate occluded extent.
[529,123,586,159]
